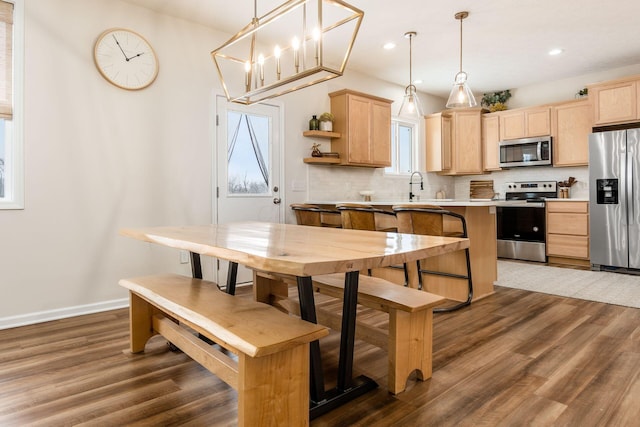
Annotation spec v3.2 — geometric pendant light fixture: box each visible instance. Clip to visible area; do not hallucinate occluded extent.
[446,11,477,108]
[211,0,364,105]
[398,31,423,117]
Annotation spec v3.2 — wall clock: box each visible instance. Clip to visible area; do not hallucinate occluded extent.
[93,28,159,90]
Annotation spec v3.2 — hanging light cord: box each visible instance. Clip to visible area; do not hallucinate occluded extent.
[458,15,463,73]
[409,33,413,85]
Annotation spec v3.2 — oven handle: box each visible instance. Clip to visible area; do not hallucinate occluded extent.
[498,203,545,208]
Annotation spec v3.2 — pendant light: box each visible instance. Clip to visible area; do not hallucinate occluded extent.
[211,0,364,105]
[446,11,477,108]
[398,31,423,117]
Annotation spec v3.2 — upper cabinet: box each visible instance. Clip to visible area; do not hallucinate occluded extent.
[329,89,392,167]
[499,106,551,140]
[482,114,501,171]
[551,99,593,167]
[588,76,640,125]
[425,108,483,175]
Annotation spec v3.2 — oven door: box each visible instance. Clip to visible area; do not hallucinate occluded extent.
[497,205,547,262]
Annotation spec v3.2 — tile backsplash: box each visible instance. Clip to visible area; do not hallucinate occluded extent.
[308,165,589,201]
[454,166,590,199]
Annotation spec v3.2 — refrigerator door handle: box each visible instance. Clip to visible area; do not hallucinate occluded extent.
[629,154,634,225]
[622,154,628,225]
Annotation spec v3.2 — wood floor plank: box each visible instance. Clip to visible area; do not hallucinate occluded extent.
[0,287,638,426]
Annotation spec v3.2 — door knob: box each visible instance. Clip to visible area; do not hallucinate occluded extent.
[273,197,281,204]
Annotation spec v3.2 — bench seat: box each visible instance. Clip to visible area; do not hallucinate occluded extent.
[120,273,328,426]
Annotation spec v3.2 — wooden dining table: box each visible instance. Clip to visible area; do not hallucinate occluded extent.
[120,221,469,418]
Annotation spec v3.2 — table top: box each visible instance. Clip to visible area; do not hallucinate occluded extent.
[120,222,469,277]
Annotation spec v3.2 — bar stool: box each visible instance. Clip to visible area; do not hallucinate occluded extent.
[290,204,341,228]
[337,203,403,279]
[392,204,473,312]
[336,203,397,232]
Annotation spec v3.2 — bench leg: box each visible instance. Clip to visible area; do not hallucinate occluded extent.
[253,272,289,305]
[238,344,310,426]
[129,292,156,353]
[387,309,433,394]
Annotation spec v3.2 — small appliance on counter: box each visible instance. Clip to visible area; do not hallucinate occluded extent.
[497,181,557,262]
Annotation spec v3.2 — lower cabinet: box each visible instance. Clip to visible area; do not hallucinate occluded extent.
[546,201,590,267]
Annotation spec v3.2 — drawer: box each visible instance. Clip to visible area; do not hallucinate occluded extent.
[547,212,588,235]
[546,201,588,213]
[547,234,589,259]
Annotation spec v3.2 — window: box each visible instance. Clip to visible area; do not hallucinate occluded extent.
[226,111,270,195]
[385,118,416,175]
[0,0,22,209]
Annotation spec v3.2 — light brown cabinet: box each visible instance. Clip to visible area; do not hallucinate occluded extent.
[499,106,551,140]
[329,89,392,167]
[425,108,483,175]
[588,77,640,125]
[482,114,501,171]
[546,201,590,267]
[551,99,593,167]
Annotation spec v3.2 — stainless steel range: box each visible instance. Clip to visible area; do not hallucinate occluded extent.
[497,181,557,262]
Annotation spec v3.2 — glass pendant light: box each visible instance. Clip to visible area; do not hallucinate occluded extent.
[446,11,477,108]
[398,31,423,117]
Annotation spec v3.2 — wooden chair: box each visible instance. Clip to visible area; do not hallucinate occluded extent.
[392,204,473,312]
[290,203,341,228]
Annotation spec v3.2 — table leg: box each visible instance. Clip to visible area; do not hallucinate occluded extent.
[337,271,358,390]
[226,262,238,295]
[190,252,202,279]
[296,276,325,403]
[298,272,378,420]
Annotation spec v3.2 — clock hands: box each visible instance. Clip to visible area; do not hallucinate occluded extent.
[128,52,145,60]
[112,34,131,61]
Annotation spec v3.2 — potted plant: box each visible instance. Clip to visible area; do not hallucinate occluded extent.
[481,90,512,112]
[318,112,334,132]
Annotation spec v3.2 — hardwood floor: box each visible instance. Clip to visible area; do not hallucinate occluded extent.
[1,285,639,426]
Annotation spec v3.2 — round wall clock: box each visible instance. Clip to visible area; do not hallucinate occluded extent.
[93,28,159,90]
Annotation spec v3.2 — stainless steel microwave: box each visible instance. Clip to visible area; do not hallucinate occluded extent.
[499,136,552,168]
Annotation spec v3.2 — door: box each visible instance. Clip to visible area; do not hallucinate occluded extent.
[216,96,282,285]
[589,130,627,268]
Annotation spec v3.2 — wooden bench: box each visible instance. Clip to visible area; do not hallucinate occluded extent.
[119,273,329,427]
[255,271,445,394]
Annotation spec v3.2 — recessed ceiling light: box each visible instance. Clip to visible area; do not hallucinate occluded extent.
[548,48,564,56]
[413,79,423,85]
[383,42,396,50]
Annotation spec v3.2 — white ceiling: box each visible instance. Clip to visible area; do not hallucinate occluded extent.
[123,0,640,99]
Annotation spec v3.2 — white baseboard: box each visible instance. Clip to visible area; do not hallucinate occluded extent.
[0,298,129,330]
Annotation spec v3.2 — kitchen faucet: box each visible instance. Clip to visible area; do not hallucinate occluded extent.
[409,171,424,201]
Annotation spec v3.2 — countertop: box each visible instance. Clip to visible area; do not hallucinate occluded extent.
[307,198,589,207]
[307,199,498,207]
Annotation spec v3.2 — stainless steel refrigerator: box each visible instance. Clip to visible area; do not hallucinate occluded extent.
[589,128,640,271]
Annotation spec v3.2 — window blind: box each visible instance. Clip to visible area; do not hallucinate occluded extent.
[0,1,13,119]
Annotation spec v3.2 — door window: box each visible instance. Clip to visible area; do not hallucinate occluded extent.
[226,111,270,196]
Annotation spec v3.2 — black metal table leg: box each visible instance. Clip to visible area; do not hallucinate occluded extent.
[226,262,238,295]
[302,271,378,420]
[190,252,202,279]
[337,271,359,390]
[296,276,325,403]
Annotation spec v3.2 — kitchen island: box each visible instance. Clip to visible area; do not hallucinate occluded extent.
[307,200,497,302]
